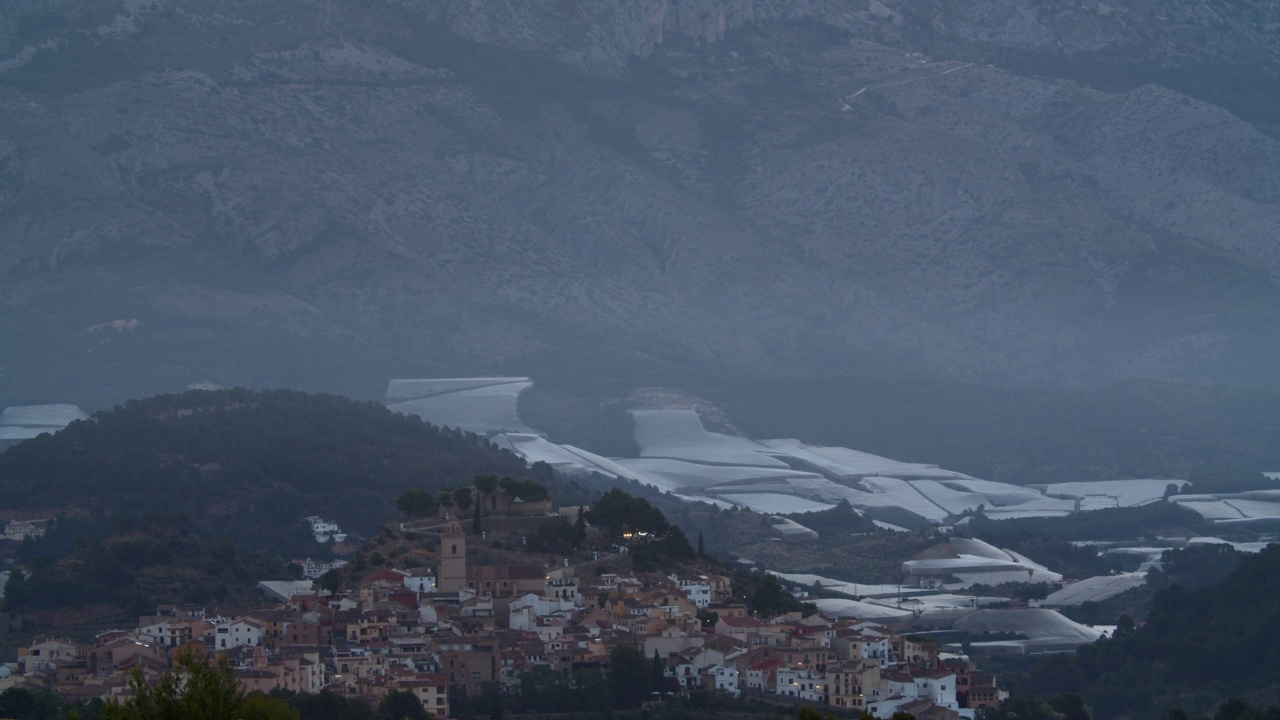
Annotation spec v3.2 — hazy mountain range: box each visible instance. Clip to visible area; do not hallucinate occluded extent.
[2,1,1278,458]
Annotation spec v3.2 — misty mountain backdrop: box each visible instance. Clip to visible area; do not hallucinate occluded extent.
[2,0,1279,477]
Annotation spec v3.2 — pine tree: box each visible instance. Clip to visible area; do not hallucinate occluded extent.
[102,650,298,720]
[574,506,587,549]
[651,649,664,691]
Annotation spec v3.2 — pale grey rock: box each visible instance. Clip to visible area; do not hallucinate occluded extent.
[0,0,1277,405]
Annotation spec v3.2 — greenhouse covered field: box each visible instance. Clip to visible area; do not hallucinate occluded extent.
[716,493,837,514]
[383,377,1239,528]
[0,404,89,441]
[386,378,534,434]
[1041,573,1148,607]
[1040,479,1189,507]
[631,409,788,467]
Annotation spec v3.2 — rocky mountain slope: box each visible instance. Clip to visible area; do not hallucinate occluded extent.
[1,0,1278,411]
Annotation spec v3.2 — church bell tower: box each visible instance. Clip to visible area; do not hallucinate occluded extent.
[438,520,467,593]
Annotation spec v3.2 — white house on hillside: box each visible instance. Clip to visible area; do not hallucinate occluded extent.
[215,618,264,650]
[704,664,741,696]
[304,516,347,543]
[669,573,712,608]
[777,666,826,702]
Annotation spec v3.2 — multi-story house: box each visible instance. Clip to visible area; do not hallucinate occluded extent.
[214,618,264,650]
[437,636,500,697]
[828,659,882,711]
[776,665,826,703]
[704,663,741,696]
[668,573,713,608]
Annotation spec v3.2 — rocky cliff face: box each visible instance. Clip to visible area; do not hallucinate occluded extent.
[387,0,1280,83]
[390,0,835,75]
[0,0,1278,408]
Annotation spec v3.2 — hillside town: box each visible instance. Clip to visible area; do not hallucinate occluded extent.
[0,496,1007,720]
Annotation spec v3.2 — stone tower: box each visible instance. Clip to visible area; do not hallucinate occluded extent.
[438,520,467,593]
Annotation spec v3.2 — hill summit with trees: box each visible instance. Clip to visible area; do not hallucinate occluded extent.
[0,388,545,556]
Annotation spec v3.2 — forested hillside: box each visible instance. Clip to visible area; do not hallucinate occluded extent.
[0,389,542,555]
[1029,545,1280,719]
[3,525,289,616]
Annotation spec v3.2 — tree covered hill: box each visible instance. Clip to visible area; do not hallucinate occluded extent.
[3,523,290,619]
[1029,544,1280,719]
[0,388,542,555]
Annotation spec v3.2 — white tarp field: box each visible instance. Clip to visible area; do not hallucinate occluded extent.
[385,377,524,400]
[1172,492,1280,522]
[1041,479,1189,507]
[386,378,535,434]
[0,404,89,440]
[1041,573,1149,607]
[811,598,915,624]
[716,494,837,514]
[758,439,974,481]
[1220,498,1280,520]
[855,477,950,522]
[902,538,1064,588]
[954,609,1106,651]
[611,458,824,492]
[0,404,89,427]
[631,410,788,467]
[492,434,598,469]
[1169,496,1245,520]
[909,480,992,516]
[930,478,1049,507]
[1186,537,1273,553]
[773,573,913,599]
[382,377,1253,530]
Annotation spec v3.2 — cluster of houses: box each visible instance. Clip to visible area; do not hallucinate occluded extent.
[0,518,50,542]
[1,520,1004,718]
[661,613,1005,719]
[305,516,348,544]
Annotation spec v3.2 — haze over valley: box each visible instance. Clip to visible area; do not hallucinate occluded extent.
[1,5,1280,717]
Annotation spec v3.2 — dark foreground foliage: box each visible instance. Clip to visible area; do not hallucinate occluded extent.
[1029,545,1280,719]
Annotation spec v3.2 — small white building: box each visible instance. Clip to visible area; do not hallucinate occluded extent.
[214,618,264,650]
[292,558,349,580]
[403,569,436,593]
[665,653,702,689]
[508,593,576,633]
[703,664,740,697]
[913,670,959,710]
[855,635,893,668]
[304,516,347,543]
[669,573,712,608]
[134,621,198,649]
[2,519,48,542]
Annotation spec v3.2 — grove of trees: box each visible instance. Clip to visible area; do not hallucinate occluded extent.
[1026,545,1280,719]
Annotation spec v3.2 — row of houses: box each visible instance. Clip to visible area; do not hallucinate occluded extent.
[669,613,1003,718]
